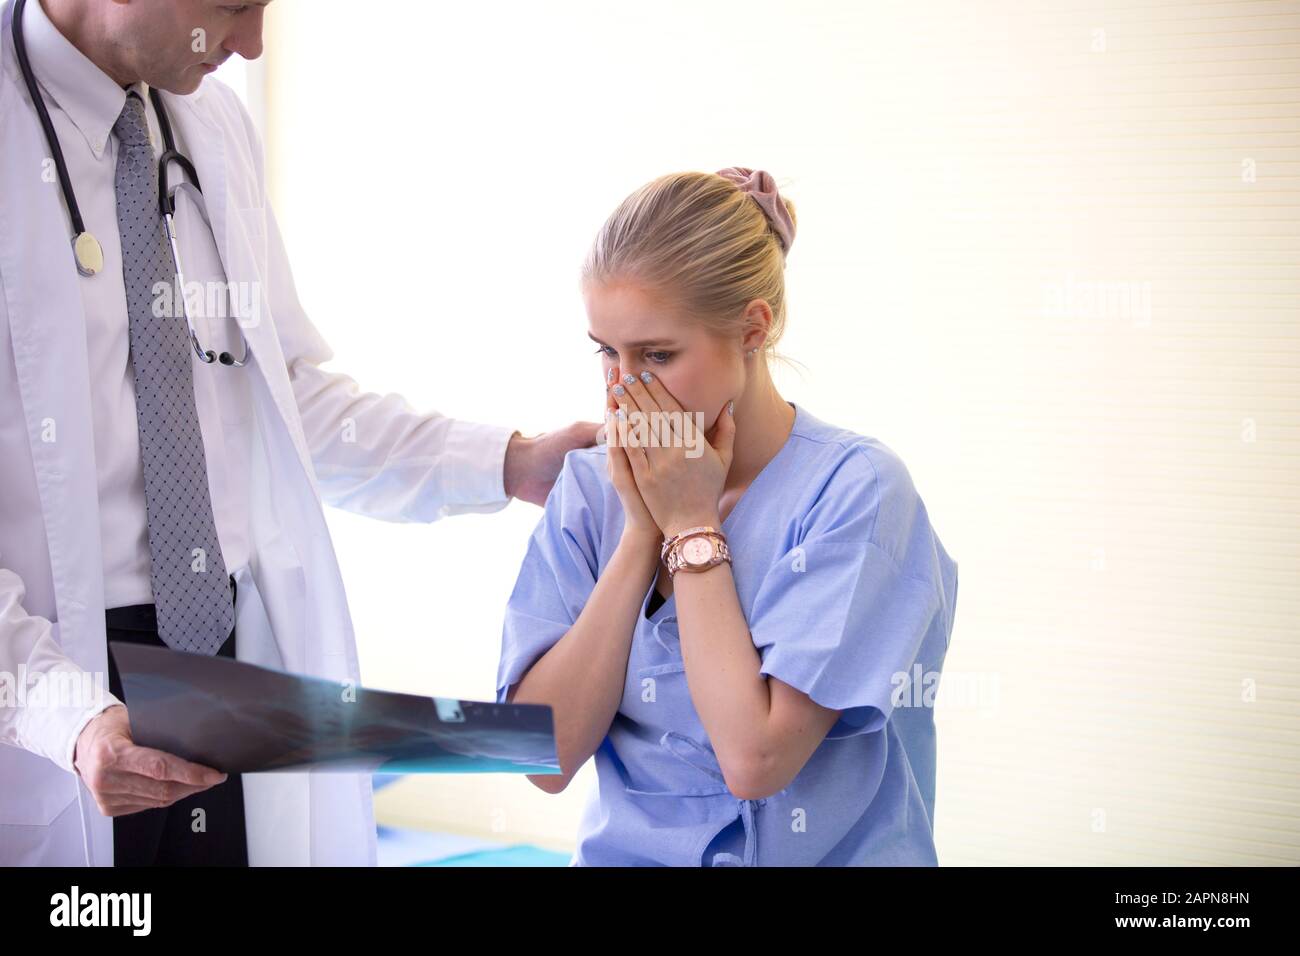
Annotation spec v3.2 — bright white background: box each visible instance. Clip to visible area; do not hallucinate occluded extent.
[258,0,968,690]
[242,0,1299,864]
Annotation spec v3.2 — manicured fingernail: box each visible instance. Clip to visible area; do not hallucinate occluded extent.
[613,384,625,396]
[640,371,653,383]
[606,367,615,384]
[623,374,637,386]
[616,407,626,420]
[728,400,734,416]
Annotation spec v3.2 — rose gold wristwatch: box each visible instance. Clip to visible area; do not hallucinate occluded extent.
[661,526,731,577]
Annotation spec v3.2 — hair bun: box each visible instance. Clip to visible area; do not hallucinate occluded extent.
[715,167,795,255]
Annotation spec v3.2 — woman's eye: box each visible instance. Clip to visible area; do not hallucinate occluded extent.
[592,345,671,364]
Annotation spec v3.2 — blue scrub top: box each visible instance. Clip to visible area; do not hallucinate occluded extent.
[497,401,959,866]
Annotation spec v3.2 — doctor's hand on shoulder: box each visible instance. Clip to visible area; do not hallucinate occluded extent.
[72,705,227,817]
[504,420,604,507]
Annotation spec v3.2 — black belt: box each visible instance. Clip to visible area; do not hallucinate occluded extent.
[105,574,237,631]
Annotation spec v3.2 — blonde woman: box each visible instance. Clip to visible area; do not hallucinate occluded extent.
[497,168,958,866]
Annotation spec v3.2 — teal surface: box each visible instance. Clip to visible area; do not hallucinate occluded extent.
[375,755,560,774]
[419,844,572,867]
[375,821,572,867]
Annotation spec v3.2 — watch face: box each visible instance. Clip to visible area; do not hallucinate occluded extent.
[681,536,715,566]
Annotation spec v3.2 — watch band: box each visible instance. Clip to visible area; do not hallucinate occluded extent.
[663,528,731,577]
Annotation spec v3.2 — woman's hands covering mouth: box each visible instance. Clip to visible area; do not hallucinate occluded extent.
[605,366,736,540]
[604,366,661,544]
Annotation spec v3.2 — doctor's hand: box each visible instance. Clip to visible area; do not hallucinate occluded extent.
[73,704,228,817]
[504,421,603,507]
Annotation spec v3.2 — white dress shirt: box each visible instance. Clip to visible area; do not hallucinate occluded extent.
[0,0,516,770]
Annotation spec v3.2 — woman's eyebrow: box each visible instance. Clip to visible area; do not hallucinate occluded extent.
[587,332,676,348]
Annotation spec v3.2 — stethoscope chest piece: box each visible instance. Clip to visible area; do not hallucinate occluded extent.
[72,231,103,277]
[14,0,249,368]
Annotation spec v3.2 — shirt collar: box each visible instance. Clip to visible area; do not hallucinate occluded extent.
[21,0,147,158]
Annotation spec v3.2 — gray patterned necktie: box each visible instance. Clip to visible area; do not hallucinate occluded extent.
[113,92,233,655]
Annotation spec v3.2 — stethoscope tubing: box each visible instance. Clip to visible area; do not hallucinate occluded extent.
[10,0,249,367]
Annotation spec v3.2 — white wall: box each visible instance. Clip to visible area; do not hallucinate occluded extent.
[211,49,264,136]
[258,0,1300,864]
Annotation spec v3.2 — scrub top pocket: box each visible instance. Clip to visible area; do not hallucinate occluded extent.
[621,658,733,798]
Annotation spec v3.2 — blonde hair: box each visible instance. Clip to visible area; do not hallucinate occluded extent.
[581,171,800,371]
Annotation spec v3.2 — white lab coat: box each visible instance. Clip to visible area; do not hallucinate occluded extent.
[0,4,513,865]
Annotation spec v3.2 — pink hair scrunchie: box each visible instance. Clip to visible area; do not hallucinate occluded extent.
[715,166,795,256]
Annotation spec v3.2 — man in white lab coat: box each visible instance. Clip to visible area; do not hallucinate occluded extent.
[0,0,596,865]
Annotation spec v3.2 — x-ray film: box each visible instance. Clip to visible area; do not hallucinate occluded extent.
[110,642,560,775]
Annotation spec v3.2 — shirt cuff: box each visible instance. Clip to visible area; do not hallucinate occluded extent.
[16,674,123,775]
[435,420,517,515]
[60,694,123,775]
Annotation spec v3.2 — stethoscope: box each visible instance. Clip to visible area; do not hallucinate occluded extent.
[11,0,248,366]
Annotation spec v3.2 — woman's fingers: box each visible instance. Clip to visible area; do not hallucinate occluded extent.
[604,367,624,452]
[609,375,647,470]
[604,374,660,535]
[616,370,657,414]
[610,434,638,490]
[634,370,683,416]
[615,370,691,448]
[610,372,642,417]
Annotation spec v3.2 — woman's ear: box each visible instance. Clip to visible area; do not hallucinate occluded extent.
[740,299,774,352]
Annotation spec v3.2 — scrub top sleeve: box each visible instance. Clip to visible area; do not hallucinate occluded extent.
[750,449,947,738]
[496,451,603,704]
